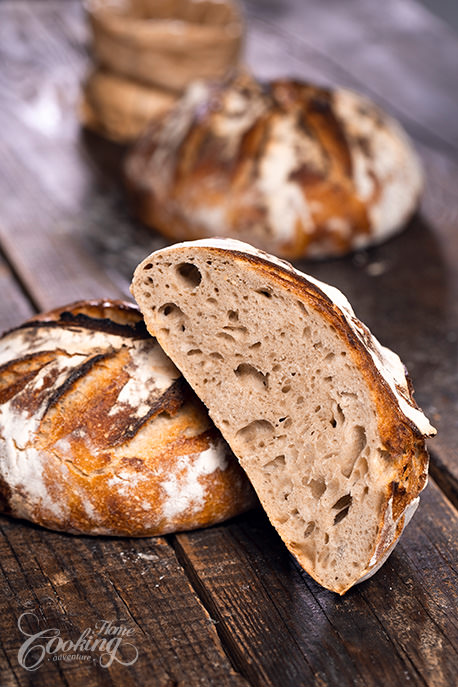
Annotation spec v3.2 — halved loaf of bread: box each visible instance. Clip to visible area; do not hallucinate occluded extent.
[0,299,255,536]
[131,239,436,593]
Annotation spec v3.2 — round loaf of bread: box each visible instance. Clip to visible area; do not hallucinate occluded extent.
[81,69,177,143]
[0,300,255,536]
[125,75,423,259]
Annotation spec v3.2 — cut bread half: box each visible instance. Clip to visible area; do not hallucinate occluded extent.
[131,239,436,594]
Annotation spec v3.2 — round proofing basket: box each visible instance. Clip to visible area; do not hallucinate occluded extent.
[86,0,244,92]
[80,68,176,142]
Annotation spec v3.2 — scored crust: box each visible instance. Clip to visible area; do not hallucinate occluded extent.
[125,75,423,259]
[0,299,255,536]
[131,239,435,593]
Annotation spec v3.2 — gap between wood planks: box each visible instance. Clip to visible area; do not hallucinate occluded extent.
[0,519,251,687]
[428,453,458,510]
[0,242,41,316]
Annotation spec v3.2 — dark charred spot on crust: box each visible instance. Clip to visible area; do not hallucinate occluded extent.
[105,493,127,519]
[10,364,68,418]
[237,114,274,187]
[390,480,409,521]
[401,372,416,399]
[58,312,148,339]
[357,103,371,118]
[308,94,333,115]
[173,115,207,180]
[391,481,406,498]
[295,111,329,172]
[289,164,326,185]
[388,437,429,520]
[383,424,412,453]
[356,135,372,157]
[10,309,148,341]
[308,100,352,178]
[120,457,144,469]
[270,80,332,111]
[23,314,148,340]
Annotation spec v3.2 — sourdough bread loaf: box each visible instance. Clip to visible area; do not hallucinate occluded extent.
[131,239,435,593]
[0,300,255,535]
[125,75,422,259]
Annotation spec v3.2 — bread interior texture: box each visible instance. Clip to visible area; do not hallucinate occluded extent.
[135,251,393,593]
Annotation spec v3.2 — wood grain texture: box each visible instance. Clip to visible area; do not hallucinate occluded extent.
[245,0,458,157]
[175,480,458,687]
[0,253,35,333]
[0,516,248,687]
[0,0,130,307]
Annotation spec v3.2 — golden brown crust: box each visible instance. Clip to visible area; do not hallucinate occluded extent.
[125,76,422,259]
[0,299,256,536]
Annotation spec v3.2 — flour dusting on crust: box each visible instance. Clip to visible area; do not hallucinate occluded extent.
[0,300,255,535]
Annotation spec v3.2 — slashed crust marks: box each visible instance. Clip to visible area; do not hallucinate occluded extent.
[125,75,419,258]
[0,300,256,535]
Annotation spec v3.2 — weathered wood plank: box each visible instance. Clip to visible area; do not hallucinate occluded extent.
[174,480,458,687]
[0,0,137,307]
[0,134,124,309]
[0,516,249,687]
[245,0,458,157]
[0,253,35,332]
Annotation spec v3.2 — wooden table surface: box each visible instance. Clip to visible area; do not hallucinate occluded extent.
[0,1,457,685]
